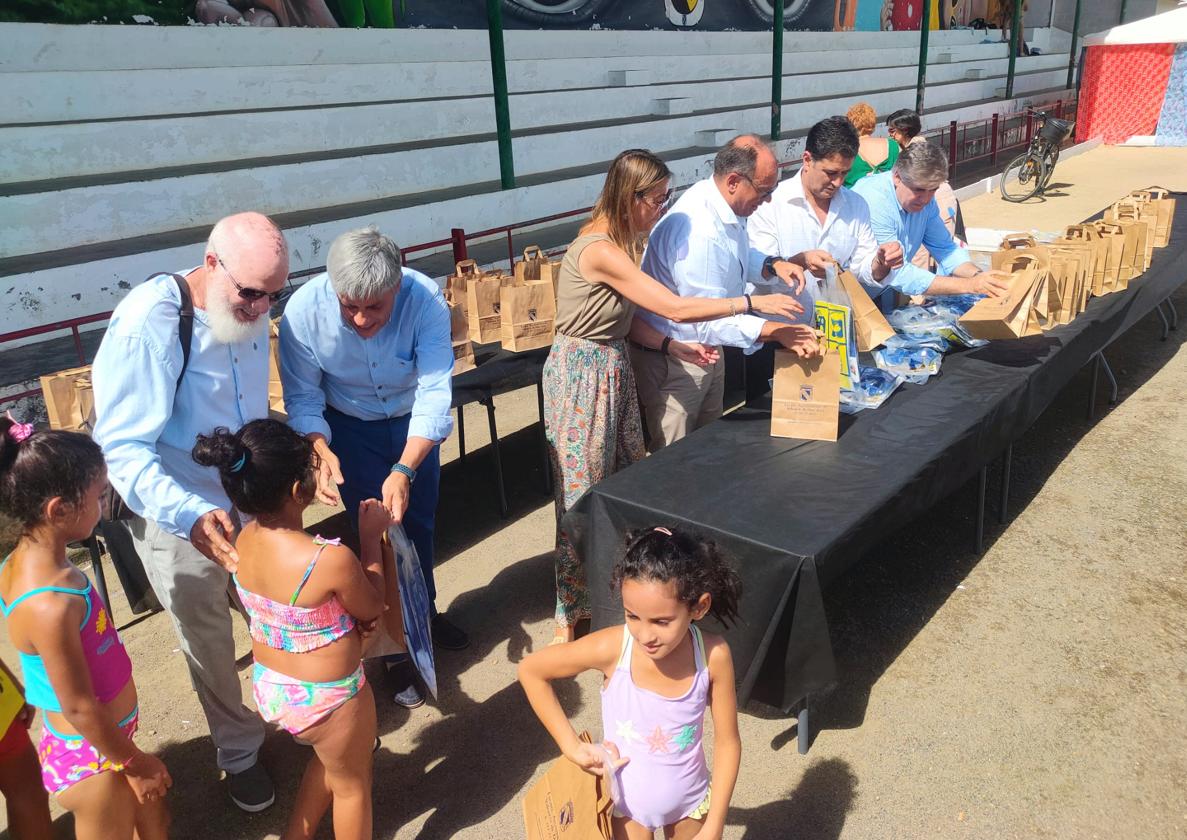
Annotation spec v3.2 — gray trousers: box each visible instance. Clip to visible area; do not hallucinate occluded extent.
[631,348,726,453]
[131,517,264,774]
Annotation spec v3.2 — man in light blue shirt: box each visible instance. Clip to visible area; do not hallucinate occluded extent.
[853,141,1009,308]
[279,227,463,705]
[92,211,287,813]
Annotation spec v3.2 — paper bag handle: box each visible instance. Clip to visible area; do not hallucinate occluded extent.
[522,245,543,261]
[1094,221,1124,235]
[1000,233,1037,249]
[1064,224,1097,240]
[455,259,478,276]
[1001,253,1041,271]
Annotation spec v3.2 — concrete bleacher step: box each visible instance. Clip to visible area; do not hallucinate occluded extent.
[0,63,1071,259]
[0,52,1068,187]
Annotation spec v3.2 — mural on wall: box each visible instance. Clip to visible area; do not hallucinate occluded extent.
[1,0,1012,31]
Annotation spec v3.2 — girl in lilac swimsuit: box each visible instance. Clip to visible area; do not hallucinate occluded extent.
[193,419,394,840]
[520,526,743,839]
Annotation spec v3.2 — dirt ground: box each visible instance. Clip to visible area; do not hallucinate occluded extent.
[2,146,1186,839]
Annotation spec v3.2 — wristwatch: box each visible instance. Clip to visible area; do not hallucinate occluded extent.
[390,463,417,484]
[762,255,786,279]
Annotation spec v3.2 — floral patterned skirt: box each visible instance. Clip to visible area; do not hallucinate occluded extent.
[543,334,646,627]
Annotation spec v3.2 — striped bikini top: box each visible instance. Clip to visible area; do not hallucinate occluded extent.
[234,536,356,654]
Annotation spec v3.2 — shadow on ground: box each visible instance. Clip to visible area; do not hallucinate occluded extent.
[728,757,858,839]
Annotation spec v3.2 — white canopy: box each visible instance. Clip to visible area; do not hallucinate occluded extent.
[1082,7,1187,47]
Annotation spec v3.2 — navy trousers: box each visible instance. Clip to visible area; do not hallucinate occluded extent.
[325,406,441,613]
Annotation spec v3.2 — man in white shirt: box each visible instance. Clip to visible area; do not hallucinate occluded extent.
[633,135,819,451]
[748,116,905,324]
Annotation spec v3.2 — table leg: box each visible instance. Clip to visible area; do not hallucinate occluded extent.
[797,703,811,755]
[1155,303,1170,341]
[536,380,552,496]
[1099,353,1118,405]
[1165,297,1178,330]
[975,465,987,555]
[1087,352,1101,421]
[999,444,1012,524]
[86,534,112,618]
[456,406,468,464]
[483,396,509,518]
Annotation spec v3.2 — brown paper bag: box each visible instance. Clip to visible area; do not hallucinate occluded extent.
[1059,224,1107,296]
[40,364,95,431]
[837,270,894,351]
[998,233,1039,250]
[500,275,557,352]
[523,732,613,840]
[958,267,1049,340]
[1050,239,1094,313]
[992,250,1062,324]
[445,289,476,375]
[448,260,480,315]
[515,245,564,297]
[465,271,504,344]
[1048,248,1086,323]
[1128,188,1175,248]
[267,318,285,412]
[1106,200,1153,274]
[771,346,840,442]
[1091,221,1128,293]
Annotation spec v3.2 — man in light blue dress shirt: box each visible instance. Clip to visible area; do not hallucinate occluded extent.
[852,141,1009,309]
[279,227,463,706]
[92,212,287,813]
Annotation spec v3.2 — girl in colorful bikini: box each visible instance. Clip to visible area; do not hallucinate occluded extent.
[192,418,393,840]
[0,416,171,838]
[520,526,743,840]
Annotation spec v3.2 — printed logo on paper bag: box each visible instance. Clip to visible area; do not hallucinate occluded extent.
[800,385,813,401]
[528,307,538,321]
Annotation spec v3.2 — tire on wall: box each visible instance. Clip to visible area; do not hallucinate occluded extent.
[501,0,617,25]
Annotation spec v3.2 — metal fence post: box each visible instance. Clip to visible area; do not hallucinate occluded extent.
[990,113,1000,165]
[948,120,958,181]
[1066,0,1083,90]
[1004,0,1023,99]
[485,0,515,189]
[916,0,932,114]
[1119,0,1128,24]
[771,0,784,140]
[451,228,469,264]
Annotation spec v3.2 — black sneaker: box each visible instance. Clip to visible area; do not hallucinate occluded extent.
[227,761,275,813]
[386,656,425,709]
[431,612,470,651]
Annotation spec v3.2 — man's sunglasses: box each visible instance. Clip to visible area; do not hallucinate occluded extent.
[217,255,285,304]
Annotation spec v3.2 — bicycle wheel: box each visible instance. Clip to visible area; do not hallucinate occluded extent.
[1000,152,1048,203]
[1040,146,1061,190]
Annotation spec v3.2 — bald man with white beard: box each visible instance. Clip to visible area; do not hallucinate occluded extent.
[92,212,288,813]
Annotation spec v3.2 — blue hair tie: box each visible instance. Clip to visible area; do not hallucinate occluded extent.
[229,452,248,474]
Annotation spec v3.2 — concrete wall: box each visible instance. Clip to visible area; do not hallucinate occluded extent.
[0,22,1076,341]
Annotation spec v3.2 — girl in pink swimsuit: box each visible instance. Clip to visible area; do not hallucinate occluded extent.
[520,526,743,839]
[0,417,171,838]
[193,419,394,840]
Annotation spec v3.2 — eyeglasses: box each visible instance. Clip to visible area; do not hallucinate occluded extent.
[739,173,778,200]
[217,255,284,304]
[637,188,674,209]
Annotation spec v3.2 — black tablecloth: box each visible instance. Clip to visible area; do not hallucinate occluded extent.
[565,195,1187,713]
[451,344,548,406]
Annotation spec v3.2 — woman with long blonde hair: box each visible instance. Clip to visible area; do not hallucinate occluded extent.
[543,149,801,644]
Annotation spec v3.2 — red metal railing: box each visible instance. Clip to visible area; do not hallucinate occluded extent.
[926,97,1076,182]
[0,97,1080,409]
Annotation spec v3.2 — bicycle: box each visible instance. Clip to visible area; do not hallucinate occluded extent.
[999,109,1076,203]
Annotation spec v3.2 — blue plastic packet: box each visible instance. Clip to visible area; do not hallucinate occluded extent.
[873,345,943,384]
[840,366,903,414]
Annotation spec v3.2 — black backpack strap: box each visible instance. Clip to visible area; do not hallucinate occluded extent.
[168,273,195,383]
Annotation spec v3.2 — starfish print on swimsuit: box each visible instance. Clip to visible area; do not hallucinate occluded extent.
[616,719,642,745]
[645,725,672,754]
[672,724,697,751]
